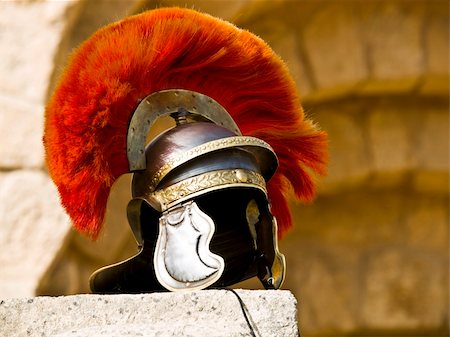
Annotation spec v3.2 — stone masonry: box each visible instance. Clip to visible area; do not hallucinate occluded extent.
[0,290,298,337]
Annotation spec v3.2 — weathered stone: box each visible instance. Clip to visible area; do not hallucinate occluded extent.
[362,248,447,329]
[416,109,449,171]
[420,75,449,96]
[361,2,425,84]
[313,110,371,193]
[359,78,419,95]
[0,95,45,169]
[303,3,368,92]
[367,108,413,173]
[0,290,298,337]
[282,243,358,334]
[0,1,79,103]
[289,190,405,248]
[280,190,449,334]
[404,195,449,253]
[412,171,449,195]
[0,170,71,298]
[425,2,449,76]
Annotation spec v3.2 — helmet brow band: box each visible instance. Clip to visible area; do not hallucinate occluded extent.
[147,136,273,193]
[148,169,267,212]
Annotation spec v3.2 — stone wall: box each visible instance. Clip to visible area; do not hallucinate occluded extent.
[1,1,448,336]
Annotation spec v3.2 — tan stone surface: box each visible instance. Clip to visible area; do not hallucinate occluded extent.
[361,1,425,82]
[412,171,449,195]
[416,109,449,171]
[303,3,368,92]
[0,290,298,337]
[283,243,358,334]
[426,2,449,76]
[368,108,414,172]
[404,195,449,253]
[0,170,71,298]
[0,96,45,169]
[362,248,447,329]
[285,190,449,334]
[0,1,78,103]
[314,108,371,192]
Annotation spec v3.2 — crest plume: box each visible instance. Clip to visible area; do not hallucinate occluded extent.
[44,8,327,239]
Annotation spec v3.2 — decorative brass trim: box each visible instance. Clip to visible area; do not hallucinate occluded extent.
[149,136,274,192]
[150,169,266,211]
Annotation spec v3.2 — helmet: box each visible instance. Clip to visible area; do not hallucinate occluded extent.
[44,8,327,293]
[89,89,285,292]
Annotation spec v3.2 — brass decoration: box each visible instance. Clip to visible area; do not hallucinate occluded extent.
[149,136,273,192]
[150,169,266,211]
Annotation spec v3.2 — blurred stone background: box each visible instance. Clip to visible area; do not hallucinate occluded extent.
[0,0,448,336]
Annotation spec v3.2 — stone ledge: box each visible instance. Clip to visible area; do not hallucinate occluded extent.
[0,290,298,337]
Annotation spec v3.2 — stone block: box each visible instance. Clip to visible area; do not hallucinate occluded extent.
[282,243,358,334]
[358,78,419,95]
[0,95,45,169]
[361,2,425,82]
[425,2,449,76]
[289,190,404,248]
[404,195,449,253]
[416,109,449,171]
[367,108,413,173]
[420,74,449,96]
[303,3,368,91]
[0,1,78,104]
[283,190,449,334]
[0,170,71,298]
[412,171,449,195]
[361,248,448,330]
[313,110,371,193]
[0,290,298,337]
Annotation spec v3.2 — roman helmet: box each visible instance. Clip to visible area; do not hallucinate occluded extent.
[44,8,327,293]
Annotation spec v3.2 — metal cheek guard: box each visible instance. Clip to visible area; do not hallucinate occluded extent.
[153,200,225,291]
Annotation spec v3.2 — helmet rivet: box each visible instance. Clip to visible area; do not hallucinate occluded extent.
[236,170,248,183]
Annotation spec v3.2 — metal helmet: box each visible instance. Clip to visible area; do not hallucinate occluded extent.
[44,8,327,294]
[89,89,285,292]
